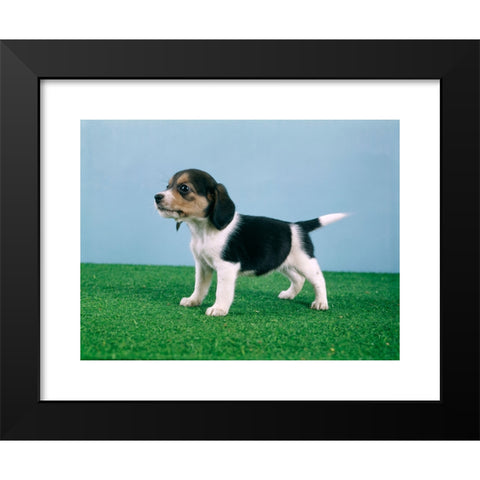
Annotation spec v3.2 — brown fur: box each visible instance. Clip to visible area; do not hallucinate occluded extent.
[156,168,236,230]
[163,172,210,218]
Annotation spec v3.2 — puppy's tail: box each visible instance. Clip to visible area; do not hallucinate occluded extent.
[296,213,349,233]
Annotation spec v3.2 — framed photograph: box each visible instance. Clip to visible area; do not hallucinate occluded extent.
[1,40,478,439]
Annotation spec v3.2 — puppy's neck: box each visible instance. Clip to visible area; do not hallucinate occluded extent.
[184,213,238,238]
[183,217,215,237]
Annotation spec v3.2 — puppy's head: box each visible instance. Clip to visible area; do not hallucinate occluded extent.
[154,169,235,230]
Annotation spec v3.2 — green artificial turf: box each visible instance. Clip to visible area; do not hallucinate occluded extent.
[81,263,399,360]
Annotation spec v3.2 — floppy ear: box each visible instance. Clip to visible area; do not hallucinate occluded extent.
[210,183,235,230]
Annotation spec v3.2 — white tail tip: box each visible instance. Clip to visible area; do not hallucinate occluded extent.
[319,212,349,227]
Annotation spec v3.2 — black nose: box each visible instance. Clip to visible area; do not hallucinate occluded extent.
[154,193,164,204]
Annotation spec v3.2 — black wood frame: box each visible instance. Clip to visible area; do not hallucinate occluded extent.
[1,40,478,440]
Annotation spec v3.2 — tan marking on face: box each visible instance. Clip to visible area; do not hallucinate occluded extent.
[161,172,210,219]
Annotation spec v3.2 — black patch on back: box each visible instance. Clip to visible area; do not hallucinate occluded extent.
[222,215,292,276]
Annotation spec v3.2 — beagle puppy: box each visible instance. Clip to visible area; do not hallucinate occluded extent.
[154,169,347,317]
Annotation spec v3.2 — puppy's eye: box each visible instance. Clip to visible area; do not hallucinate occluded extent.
[178,184,190,194]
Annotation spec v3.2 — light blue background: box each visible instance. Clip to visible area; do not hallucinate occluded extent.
[81,120,399,272]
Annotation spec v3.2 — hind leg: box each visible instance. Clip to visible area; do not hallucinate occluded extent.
[278,267,305,300]
[294,256,329,310]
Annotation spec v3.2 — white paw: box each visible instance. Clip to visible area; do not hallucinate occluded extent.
[278,290,295,300]
[311,300,329,310]
[180,296,202,307]
[205,306,229,316]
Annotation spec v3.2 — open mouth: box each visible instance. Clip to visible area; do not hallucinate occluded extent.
[157,206,183,216]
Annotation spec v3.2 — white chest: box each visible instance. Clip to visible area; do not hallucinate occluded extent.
[188,213,239,269]
[190,234,223,268]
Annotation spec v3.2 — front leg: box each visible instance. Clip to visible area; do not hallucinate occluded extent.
[180,260,213,307]
[205,262,239,316]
